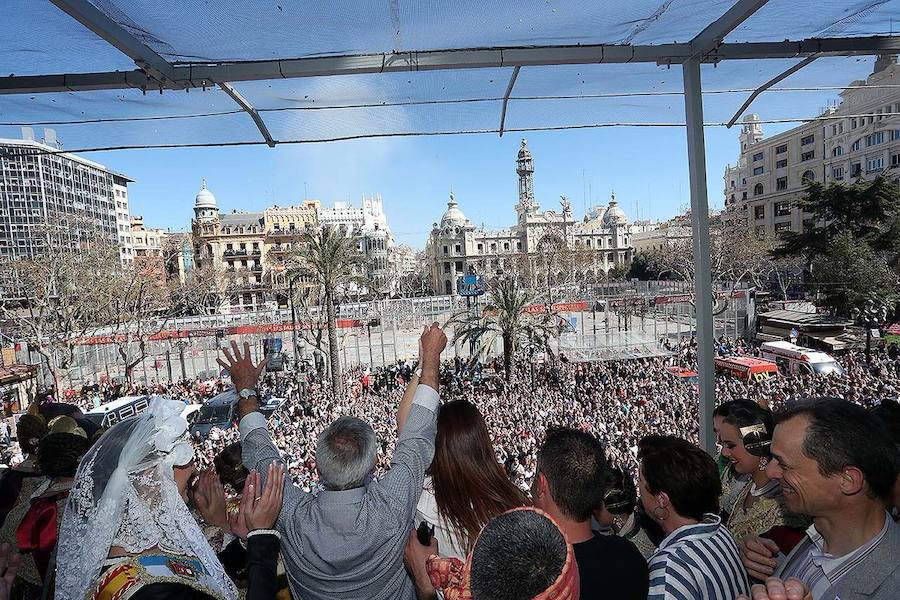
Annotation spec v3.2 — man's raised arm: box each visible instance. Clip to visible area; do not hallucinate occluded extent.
[397,325,444,433]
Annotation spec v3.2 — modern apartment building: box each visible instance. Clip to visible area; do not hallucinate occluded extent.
[0,129,131,264]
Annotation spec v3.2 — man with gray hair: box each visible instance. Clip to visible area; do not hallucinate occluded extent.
[222,323,447,600]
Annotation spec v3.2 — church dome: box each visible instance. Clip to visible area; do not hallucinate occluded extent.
[603,193,628,226]
[440,192,468,228]
[194,179,218,210]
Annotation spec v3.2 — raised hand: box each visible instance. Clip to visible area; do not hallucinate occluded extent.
[229,463,286,539]
[217,340,265,394]
[193,469,229,531]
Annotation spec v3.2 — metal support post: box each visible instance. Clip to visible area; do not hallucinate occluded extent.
[682,59,717,455]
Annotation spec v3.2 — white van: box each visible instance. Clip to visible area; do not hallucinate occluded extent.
[759,341,844,377]
[84,395,151,428]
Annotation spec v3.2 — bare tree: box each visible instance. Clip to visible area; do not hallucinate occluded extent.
[102,256,175,383]
[0,228,120,393]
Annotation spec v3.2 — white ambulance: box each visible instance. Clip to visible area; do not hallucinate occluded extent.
[759,341,844,377]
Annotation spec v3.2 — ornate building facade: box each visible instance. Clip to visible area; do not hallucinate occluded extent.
[191,182,402,312]
[426,139,633,295]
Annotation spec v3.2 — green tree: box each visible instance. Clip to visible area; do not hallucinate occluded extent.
[290,226,367,397]
[809,231,897,317]
[774,176,900,267]
[625,253,660,281]
[448,276,559,381]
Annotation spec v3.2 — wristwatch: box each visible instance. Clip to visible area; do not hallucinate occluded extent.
[414,367,423,379]
[238,388,258,400]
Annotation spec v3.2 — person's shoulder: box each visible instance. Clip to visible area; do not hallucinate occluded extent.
[578,533,648,564]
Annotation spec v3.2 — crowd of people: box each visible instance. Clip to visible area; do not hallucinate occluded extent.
[0,327,898,600]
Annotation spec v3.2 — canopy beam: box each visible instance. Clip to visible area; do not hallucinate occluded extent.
[218,83,277,148]
[690,0,770,60]
[498,66,521,137]
[682,59,717,455]
[727,54,820,127]
[2,36,900,95]
[48,0,176,85]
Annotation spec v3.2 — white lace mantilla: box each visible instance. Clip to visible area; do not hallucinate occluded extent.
[56,397,237,600]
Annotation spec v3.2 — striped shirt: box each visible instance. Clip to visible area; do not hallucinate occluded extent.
[648,514,750,600]
[777,514,891,599]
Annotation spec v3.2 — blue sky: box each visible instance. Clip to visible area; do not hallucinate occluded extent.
[77,54,878,250]
[93,124,754,249]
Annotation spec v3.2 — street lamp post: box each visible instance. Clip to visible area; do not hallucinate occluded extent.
[288,273,303,372]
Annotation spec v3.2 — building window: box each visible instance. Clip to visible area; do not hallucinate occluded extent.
[801,170,815,184]
[832,146,843,157]
[490,243,496,252]
[775,144,787,154]
[774,201,791,217]
[442,245,448,255]
[891,130,900,141]
[867,157,885,172]
[753,166,764,175]
[801,134,814,146]
[851,139,861,152]
[891,153,900,168]
[445,280,452,295]
[753,183,764,196]
[776,159,788,169]
[801,150,815,161]
[516,241,522,250]
[776,177,787,191]
[754,205,765,220]
[866,132,885,147]
[851,163,862,177]
[455,244,461,253]
[851,118,858,129]
[774,222,792,233]
[503,242,509,251]
[477,243,483,252]
[832,166,844,180]
[585,240,591,247]
[455,261,463,272]
[443,263,451,274]
[753,152,764,161]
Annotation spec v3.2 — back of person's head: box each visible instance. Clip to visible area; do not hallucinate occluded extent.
[871,400,900,450]
[316,416,376,490]
[37,416,90,478]
[638,435,721,520]
[778,398,898,503]
[16,412,48,456]
[602,466,637,517]
[214,442,249,491]
[535,427,607,522]
[470,508,577,600]
[431,400,527,550]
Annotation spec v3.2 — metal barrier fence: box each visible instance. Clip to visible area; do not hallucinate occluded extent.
[17,283,752,388]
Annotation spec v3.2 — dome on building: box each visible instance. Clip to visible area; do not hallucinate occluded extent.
[440,192,468,228]
[603,192,628,226]
[194,179,218,209]
[517,138,532,160]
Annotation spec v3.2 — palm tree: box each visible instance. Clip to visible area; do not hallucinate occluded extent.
[290,226,368,397]
[449,276,560,382]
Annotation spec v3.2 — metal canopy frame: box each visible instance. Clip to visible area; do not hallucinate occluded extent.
[6,0,900,453]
